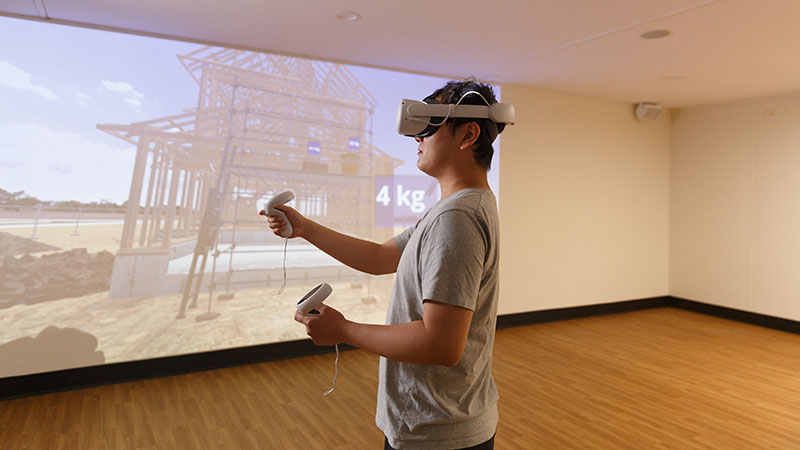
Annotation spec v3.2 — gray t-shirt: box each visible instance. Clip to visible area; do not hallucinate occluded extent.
[376,188,500,450]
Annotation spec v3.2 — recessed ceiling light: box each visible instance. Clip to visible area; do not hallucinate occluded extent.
[640,29,671,39]
[333,11,361,21]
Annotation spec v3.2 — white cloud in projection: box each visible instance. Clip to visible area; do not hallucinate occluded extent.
[73,92,92,106]
[0,61,60,101]
[100,80,145,109]
[0,123,134,203]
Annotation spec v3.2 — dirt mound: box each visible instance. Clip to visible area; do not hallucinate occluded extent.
[0,248,114,308]
[0,231,60,257]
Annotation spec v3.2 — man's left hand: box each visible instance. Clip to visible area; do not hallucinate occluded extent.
[294,304,348,346]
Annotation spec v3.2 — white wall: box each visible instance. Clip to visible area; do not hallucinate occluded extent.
[498,85,671,315]
[671,93,800,321]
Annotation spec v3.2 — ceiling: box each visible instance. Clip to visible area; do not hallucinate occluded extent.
[4,0,800,108]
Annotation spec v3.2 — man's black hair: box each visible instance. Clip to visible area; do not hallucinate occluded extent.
[426,79,502,170]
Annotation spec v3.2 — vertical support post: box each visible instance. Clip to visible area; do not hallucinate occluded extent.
[121,137,150,249]
[71,208,81,236]
[139,147,160,247]
[148,150,170,246]
[31,203,42,240]
[177,168,189,237]
[185,171,197,235]
[162,164,182,249]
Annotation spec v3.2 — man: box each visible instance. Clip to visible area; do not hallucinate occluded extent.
[268,79,510,449]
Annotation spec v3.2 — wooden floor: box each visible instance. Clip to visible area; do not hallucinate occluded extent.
[2,307,800,449]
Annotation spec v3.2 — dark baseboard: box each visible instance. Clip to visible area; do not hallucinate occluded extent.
[669,297,800,335]
[497,296,800,336]
[3,296,798,400]
[1,339,354,400]
[495,296,671,329]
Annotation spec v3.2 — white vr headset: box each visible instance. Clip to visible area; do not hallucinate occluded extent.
[396,92,515,141]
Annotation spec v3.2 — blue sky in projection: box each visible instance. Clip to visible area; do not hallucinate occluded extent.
[0,16,500,203]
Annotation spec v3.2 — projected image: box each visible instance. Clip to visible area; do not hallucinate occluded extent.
[0,17,500,378]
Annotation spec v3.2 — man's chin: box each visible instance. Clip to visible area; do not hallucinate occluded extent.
[416,163,432,176]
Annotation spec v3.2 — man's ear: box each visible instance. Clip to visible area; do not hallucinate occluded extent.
[459,122,481,150]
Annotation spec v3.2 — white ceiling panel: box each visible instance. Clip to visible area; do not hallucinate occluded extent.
[1,0,799,107]
[496,0,800,107]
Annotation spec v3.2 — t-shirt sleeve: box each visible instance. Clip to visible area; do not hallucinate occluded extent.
[419,210,487,311]
[394,226,415,252]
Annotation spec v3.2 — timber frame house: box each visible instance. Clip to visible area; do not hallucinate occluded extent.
[98,46,401,315]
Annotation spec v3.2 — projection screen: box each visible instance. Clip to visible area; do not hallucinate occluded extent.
[0,16,500,378]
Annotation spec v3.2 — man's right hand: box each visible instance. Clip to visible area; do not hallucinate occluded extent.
[267,204,305,239]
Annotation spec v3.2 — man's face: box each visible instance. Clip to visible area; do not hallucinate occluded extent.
[414,124,461,177]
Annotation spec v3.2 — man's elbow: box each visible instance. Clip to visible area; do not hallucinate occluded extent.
[436,347,465,367]
[441,357,461,367]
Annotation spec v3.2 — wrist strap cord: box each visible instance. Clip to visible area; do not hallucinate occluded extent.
[273,221,338,396]
[323,344,339,396]
[277,237,288,295]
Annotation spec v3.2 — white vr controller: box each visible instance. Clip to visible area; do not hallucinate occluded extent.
[297,283,332,315]
[259,190,294,238]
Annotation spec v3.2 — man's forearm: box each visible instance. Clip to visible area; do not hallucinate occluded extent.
[302,220,395,275]
[341,320,462,367]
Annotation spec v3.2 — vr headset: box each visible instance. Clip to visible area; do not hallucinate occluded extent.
[396,91,515,141]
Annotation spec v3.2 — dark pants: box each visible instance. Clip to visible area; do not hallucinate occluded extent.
[383,433,495,450]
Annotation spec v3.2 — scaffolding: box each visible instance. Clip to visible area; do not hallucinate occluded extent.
[99,46,402,314]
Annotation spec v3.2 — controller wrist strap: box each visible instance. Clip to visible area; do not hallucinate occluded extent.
[323,344,339,396]
[277,237,288,294]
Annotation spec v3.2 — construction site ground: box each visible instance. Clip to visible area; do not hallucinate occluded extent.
[0,223,394,371]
